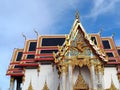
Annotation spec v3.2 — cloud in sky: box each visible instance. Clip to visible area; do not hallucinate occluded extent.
[87,0,120,19]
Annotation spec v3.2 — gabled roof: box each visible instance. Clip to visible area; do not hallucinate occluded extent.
[54,11,108,63]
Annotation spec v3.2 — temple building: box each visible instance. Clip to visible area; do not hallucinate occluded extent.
[6,12,120,90]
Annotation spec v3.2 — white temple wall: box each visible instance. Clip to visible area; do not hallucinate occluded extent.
[103,67,119,89]
[22,65,59,90]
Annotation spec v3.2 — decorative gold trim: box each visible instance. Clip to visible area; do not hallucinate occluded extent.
[95,63,104,75]
[10,77,14,83]
[42,81,49,90]
[106,80,117,90]
[117,74,120,81]
[74,73,88,90]
[37,64,40,72]
[57,84,60,90]
[28,81,33,90]
[22,75,25,83]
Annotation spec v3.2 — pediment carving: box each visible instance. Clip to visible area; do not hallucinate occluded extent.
[74,73,88,90]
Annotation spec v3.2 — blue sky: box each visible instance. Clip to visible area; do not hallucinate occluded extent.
[0,0,120,89]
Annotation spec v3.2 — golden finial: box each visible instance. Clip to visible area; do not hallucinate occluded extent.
[33,28,39,37]
[42,81,49,90]
[57,45,61,52]
[28,80,33,90]
[112,32,116,38]
[75,9,79,19]
[98,28,103,35]
[65,34,69,41]
[22,33,26,41]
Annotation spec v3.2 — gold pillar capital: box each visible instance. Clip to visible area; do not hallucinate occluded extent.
[61,65,67,73]
[10,77,14,83]
[117,74,120,81]
[22,75,25,84]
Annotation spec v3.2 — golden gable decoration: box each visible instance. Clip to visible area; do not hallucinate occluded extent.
[74,73,88,90]
[28,81,33,90]
[42,81,49,90]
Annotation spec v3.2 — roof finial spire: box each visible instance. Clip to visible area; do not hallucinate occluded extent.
[98,28,103,35]
[22,33,26,41]
[75,9,80,19]
[112,32,116,38]
[33,28,39,37]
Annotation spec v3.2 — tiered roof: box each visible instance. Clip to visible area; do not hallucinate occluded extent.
[6,35,65,76]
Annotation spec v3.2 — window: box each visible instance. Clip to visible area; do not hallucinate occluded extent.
[106,52,114,57]
[102,40,111,49]
[42,38,65,46]
[14,65,22,68]
[41,61,52,65]
[117,49,120,56]
[108,60,116,62]
[16,52,23,61]
[40,50,58,53]
[91,37,97,45]
[28,42,37,51]
[27,55,35,59]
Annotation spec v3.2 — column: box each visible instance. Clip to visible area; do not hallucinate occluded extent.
[10,77,14,90]
[68,61,73,90]
[117,73,120,89]
[97,65,103,90]
[60,65,67,90]
[16,80,21,90]
[90,60,97,90]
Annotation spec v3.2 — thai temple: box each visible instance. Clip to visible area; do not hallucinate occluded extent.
[6,12,120,90]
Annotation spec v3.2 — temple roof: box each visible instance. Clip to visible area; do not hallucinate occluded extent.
[6,12,120,77]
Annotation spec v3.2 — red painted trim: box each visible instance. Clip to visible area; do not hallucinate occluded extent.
[8,68,23,71]
[35,57,54,61]
[6,73,24,76]
[107,62,118,64]
[36,47,58,50]
[35,54,53,57]
[23,51,36,54]
[10,62,20,65]
[104,49,117,52]
[108,57,119,60]
[19,63,38,66]
[21,59,35,62]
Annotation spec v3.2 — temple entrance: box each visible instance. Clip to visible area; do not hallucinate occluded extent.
[73,66,90,90]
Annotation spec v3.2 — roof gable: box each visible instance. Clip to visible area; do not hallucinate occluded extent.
[54,12,107,64]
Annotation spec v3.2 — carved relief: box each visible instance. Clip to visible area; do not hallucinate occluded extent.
[74,73,88,90]
[28,81,33,90]
[42,81,49,90]
[106,80,117,90]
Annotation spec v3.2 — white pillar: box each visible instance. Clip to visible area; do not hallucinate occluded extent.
[68,63,73,90]
[97,65,103,90]
[90,60,97,90]
[119,81,120,90]
[10,77,14,90]
[60,66,67,90]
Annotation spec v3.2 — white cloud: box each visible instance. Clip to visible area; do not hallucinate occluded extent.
[87,0,120,18]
